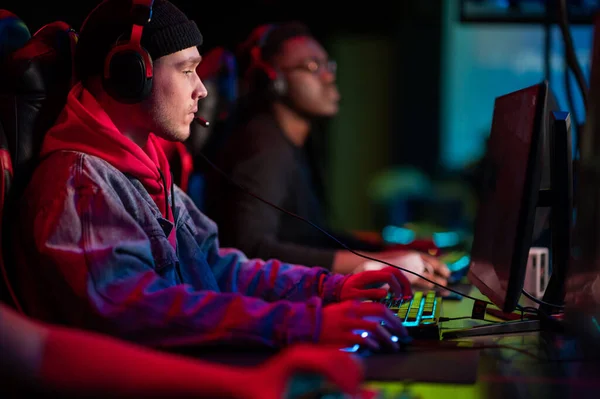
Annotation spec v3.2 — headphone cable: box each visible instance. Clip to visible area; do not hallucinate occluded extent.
[197,149,494,306]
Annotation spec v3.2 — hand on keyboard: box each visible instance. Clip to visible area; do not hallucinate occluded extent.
[319,300,408,352]
[340,266,412,301]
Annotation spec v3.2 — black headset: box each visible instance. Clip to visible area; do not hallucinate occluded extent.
[247,24,287,97]
[102,0,154,103]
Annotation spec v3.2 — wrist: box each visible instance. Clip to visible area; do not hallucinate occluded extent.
[320,273,350,303]
[281,298,323,345]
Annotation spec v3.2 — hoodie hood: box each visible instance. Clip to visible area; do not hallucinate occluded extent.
[41,82,176,247]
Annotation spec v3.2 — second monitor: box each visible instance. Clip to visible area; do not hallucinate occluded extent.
[467,80,573,316]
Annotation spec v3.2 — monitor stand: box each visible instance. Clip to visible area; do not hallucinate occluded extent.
[538,111,572,315]
[441,312,567,339]
[441,320,541,339]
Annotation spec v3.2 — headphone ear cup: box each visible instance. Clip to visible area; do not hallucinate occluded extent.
[103,46,153,103]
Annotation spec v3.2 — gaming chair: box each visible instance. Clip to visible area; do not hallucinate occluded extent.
[0,10,30,60]
[0,21,78,311]
[0,10,29,310]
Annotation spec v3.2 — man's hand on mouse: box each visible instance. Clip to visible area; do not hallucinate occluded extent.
[319,300,409,352]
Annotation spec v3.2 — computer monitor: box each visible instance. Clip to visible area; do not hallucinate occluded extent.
[467,81,573,314]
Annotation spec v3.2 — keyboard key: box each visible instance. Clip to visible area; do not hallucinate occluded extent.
[406,312,419,322]
[396,302,410,319]
[377,290,442,339]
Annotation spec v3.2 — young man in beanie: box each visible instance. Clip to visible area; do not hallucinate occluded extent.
[12,0,410,352]
[204,23,451,285]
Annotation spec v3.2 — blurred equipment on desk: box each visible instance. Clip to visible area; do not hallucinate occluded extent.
[369,167,477,235]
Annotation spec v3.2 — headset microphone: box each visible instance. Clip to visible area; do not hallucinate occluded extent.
[194,116,210,127]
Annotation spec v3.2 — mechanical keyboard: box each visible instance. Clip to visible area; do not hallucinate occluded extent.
[341,290,443,354]
[379,290,442,339]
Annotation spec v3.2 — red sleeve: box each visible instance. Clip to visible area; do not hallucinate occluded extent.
[39,324,245,397]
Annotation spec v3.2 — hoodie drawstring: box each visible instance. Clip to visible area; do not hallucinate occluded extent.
[170,172,175,215]
[158,168,170,219]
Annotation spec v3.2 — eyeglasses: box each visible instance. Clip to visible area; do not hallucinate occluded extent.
[282,59,337,76]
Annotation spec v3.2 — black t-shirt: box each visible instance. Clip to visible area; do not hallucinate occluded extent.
[204,112,382,269]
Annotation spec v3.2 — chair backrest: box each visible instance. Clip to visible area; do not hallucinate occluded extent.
[0,10,30,60]
[0,21,77,197]
[0,21,77,312]
[0,9,27,311]
[0,108,19,310]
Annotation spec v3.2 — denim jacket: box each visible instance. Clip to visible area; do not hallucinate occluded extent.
[14,150,347,348]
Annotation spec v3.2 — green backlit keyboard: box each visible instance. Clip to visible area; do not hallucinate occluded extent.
[341,290,443,353]
[379,290,442,339]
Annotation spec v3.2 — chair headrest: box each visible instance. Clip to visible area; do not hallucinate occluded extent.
[0,21,77,192]
[0,10,30,59]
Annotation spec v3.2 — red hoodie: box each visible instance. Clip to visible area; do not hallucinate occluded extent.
[40,82,177,249]
[156,138,194,192]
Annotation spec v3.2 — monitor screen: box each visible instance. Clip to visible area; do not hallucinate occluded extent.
[468,82,547,312]
[461,0,600,23]
[441,2,593,171]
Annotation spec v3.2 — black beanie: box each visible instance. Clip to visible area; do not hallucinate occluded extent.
[76,0,203,82]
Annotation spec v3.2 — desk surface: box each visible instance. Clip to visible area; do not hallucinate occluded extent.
[366,286,600,399]
[182,285,599,398]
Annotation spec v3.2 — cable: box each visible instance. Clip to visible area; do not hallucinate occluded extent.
[197,150,495,306]
[197,129,591,361]
[558,0,581,156]
[521,289,565,310]
[197,120,571,312]
[544,1,552,83]
[557,0,589,110]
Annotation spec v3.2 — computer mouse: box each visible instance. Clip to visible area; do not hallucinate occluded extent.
[340,325,413,355]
